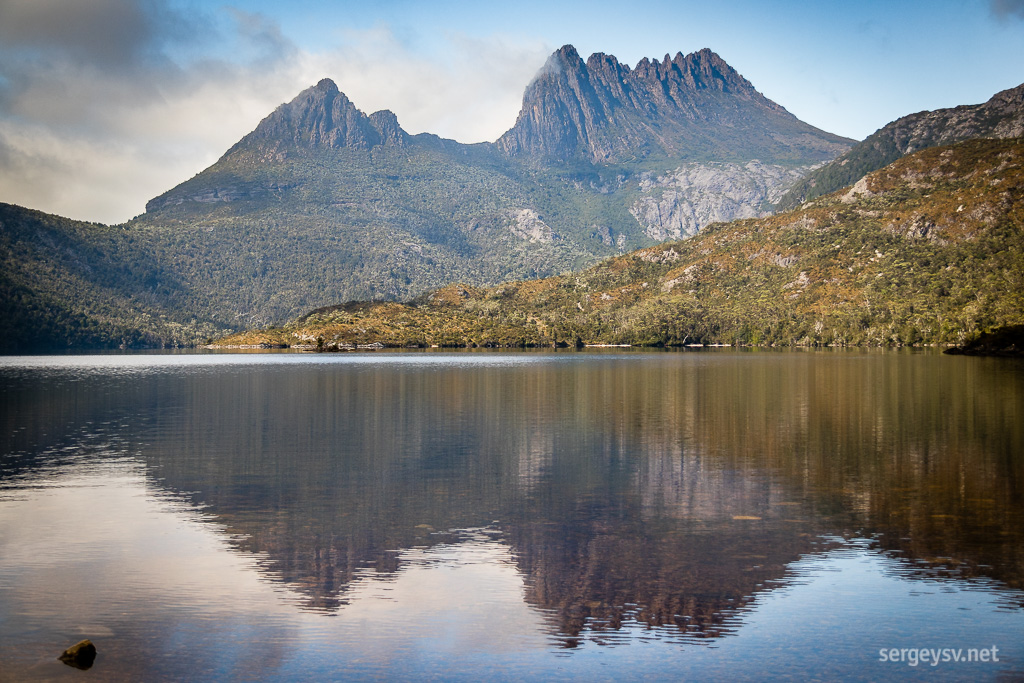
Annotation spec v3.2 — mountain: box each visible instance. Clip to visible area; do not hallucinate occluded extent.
[2,45,854,350]
[231,78,408,154]
[130,87,596,330]
[126,48,851,328]
[497,45,851,165]
[776,82,1024,211]
[216,138,1024,349]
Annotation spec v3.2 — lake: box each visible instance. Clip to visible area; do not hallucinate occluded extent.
[1,349,1022,680]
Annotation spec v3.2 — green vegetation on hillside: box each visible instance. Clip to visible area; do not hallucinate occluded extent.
[0,205,228,351]
[217,139,1024,349]
[0,143,647,351]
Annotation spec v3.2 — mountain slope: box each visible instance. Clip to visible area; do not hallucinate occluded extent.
[0,204,227,351]
[218,138,1024,349]
[776,82,1024,211]
[130,97,613,328]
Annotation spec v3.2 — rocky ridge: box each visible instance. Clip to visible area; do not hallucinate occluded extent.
[497,45,852,164]
[231,78,408,155]
[776,82,1024,210]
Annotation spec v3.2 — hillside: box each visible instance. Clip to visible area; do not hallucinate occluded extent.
[0,204,227,351]
[215,138,1024,349]
[775,82,1024,211]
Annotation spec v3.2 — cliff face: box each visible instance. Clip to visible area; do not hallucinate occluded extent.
[630,161,810,240]
[776,82,1024,210]
[497,45,851,165]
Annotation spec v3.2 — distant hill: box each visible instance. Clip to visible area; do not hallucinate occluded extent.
[217,138,1024,349]
[775,82,1024,211]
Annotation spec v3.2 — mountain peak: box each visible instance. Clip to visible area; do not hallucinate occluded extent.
[315,77,339,93]
[554,44,581,62]
[531,44,583,81]
[224,78,407,158]
[497,46,850,164]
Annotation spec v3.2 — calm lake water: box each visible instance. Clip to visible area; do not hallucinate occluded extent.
[1,349,1022,681]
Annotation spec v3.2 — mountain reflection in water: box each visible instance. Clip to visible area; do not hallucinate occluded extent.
[1,350,1022,677]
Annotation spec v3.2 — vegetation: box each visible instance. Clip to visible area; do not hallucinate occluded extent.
[0,143,643,351]
[774,133,905,211]
[0,205,228,351]
[216,139,1024,350]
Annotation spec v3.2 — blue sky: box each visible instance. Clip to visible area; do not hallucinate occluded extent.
[0,0,1022,223]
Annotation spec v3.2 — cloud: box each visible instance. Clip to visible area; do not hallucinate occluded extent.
[0,2,313,223]
[0,0,207,68]
[991,0,1024,20]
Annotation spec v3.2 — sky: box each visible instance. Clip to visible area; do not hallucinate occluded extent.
[0,0,1022,225]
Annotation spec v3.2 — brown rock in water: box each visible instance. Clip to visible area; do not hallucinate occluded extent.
[58,639,97,670]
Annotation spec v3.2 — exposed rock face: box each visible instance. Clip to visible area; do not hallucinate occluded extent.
[497,45,851,165]
[367,109,407,147]
[630,161,808,240]
[226,78,408,156]
[777,82,1024,210]
[508,208,554,243]
[145,182,292,212]
[888,83,1024,152]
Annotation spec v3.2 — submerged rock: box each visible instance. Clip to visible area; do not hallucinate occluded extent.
[59,639,97,670]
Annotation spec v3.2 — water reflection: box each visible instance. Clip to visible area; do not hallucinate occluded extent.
[1,351,1023,677]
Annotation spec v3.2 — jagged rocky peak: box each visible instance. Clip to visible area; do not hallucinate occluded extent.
[226,77,408,157]
[367,109,406,147]
[498,44,849,164]
[529,44,758,99]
